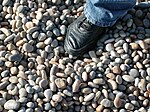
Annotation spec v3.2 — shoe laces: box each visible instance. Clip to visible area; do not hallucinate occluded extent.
[78,17,93,31]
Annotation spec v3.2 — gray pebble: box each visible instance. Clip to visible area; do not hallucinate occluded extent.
[100,99,112,107]
[23,43,34,52]
[17,5,25,13]
[9,54,22,62]
[2,0,11,6]
[122,75,134,82]
[129,69,139,78]
[27,102,34,108]
[4,100,20,110]
[39,79,48,88]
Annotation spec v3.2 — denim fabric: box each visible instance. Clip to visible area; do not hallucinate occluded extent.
[84,0,136,27]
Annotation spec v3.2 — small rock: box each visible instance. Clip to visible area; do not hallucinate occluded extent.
[112,66,121,74]
[4,100,20,110]
[55,78,66,89]
[44,89,52,99]
[72,79,81,93]
[107,79,118,90]
[101,99,111,107]
[105,43,114,52]
[9,54,22,62]
[39,79,48,88]
[114,96,122,108]
[52,94,62,102]
[2,0,11,6]
[93,78,105,85]
[23,43,34,52]
[125,103,134,110]
[129,69,139,77]
[122,75,134,82]
[84,93,95,102]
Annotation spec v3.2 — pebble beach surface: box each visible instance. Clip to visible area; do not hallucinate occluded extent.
[0,0,150,112]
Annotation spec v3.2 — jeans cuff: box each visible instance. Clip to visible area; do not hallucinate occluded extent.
[83,5,117,27]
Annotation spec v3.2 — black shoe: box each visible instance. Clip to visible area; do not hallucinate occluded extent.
[64,14,105,56]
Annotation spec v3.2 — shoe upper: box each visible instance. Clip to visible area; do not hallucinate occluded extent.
[64,14,105,56]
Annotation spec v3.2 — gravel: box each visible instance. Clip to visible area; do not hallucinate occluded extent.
[0,0,150,111]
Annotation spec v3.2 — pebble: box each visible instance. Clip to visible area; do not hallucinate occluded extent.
[44,89,52,99]
[100,99,111,107]
[23,43,34,52]
[55,78,66,89]
[129,69,139,77]
[52,94,62,102]
[72,79,81,93]
[146,68,150,76]
[4,100,20,110]
[105,43,114,51]
[84,93,95,102]
[9,54,22,62]
[107,79,118,90]
[112,66,121,74]
[2,0,11,6]
[39,79,48,88]
[122,75,134,82]
[114,96,122,108]
[93,78,105,85]
[125,103,134,110]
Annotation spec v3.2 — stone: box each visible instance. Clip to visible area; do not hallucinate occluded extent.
[72,79,81,93]
[112,66,121,74]
[2,0,11,6]
[129,69,139,77]
[107,79,118,90]
[105,43,114,52]
[39,79,48,88]
[9,54,22,62]
[114,96,122,108]
[125,103,134,110]
[44,89,53,99]
[122,75,134,83]
[146,68,150,76]
[93,78,105,85]
[23,43,34,52]
[101,99,111,107]
[84,93,95,102]
[4,100,20,110]
[55,78,66,89]
[52,94,62,102]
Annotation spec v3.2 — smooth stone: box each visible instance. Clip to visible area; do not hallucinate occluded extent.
[72,79,81,93]
[93,78,105,85]
[0,81,9,89]
[52,94,62,102]
[55,78,66,89]
[51,39,58,47]
[9,76,18,84]
[1,70,9,77]
[81,88,92,94]
[135,10,143,17]
[82,72,88,82]
[112,66,121,74]
[9,54,22,62]
[129,69,139,77]
[44,89,52,99]
[146,68,150,76]
[23,43,34,52]
[122,75,134,82]
[4,34,16,43]
[105,43,114,52]
[116,75,122,84]
[0,98,6,105]
[125,103,134,110]
[44,103,51,110]
[2,0,11,6]
[143,18,150,28]
[27,102,34,108]
[4,100,20,110]
[17,5,24,13]
[114,96,122,108]
[100,99,111,107]
[84,93,95,102]
[53,28,60,36]
[39,79,48,88]
[64,67,74,75]
[19,88,27,97]
[107,79,118,90]
[63,89,73,96]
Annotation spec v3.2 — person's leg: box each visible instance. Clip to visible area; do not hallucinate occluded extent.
[84,0,136,27]
[64,0,136,56]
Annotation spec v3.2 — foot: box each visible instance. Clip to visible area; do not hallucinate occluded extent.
[64,14,105,56]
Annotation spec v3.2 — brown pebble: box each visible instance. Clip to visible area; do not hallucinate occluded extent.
[114,96,122,108]
[112,66,121,74]
[55,78,66,89]
[72,79,81,93]
[130,43,139,50]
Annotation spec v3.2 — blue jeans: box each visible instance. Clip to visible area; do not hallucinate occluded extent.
[84,0,136,27]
